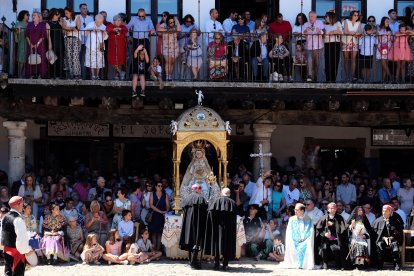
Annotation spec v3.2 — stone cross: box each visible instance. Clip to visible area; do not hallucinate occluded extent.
[250,143,272,177]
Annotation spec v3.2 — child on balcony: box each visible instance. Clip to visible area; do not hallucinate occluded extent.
[132,44,149,98]
[293,43,307,81]
[269,34,290,82]
[358,24,377,82]
[391,23,413,83]
[149,57,164,90]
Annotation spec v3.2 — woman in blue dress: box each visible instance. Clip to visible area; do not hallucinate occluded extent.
[149,182,170,251]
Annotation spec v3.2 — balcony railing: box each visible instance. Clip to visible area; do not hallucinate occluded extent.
[2,23,414,85]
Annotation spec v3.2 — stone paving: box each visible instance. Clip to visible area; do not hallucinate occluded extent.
[4,258,412,276]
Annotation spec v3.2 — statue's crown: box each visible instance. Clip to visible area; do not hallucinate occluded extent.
[192,140,205,149]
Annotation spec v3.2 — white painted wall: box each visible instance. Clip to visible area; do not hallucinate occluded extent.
[182,0,215,31]
[99,2,126,24]
[279,0,312,25]
[367,0,394,22]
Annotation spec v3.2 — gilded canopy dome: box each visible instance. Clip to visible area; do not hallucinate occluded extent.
[175,105,226,132]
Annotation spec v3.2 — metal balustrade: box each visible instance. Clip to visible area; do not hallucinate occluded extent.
[1,22,414,85]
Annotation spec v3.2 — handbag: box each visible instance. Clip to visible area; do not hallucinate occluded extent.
[145,193,161,223]
[28,50,41,65]
[46,50,58,64]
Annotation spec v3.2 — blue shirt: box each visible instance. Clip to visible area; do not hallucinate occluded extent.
[336,183,356,204]
[118,220,134,238]
[378,187,397,204]
[127,16,155,39]
[231,24,250,34]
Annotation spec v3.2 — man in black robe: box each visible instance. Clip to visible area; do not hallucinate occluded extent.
[204,188,237,271]
[372,204,404,270]
[316,202,349,270]
[179,184,207,269]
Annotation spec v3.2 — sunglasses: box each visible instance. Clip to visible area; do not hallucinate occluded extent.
[106,199,113,202]
[368,20,375,22]
[139,16,145,18]
[213,23,216,29]
[305,203,312,206]
[168,21,175,24]
[156,185,163,187]
[185,20,192,23]
[83,23,86,27]
[214,37,221,40]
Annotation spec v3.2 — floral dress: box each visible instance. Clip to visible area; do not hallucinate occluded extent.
[376,28,393,60]
[161,24,179,58]
[42,214,69,261]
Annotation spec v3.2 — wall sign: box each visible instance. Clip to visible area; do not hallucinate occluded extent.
[47,122,110,137]
[113,125,171,138]
[372,128,414,146]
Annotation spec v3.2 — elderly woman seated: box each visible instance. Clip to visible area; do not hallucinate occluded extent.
[207,32,228,80]
[42,203,69,264]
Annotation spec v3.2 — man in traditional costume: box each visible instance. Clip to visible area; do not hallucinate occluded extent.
[316,202,349,270]
[204,188,237,271]
[280,203,314,270]
[372,204,404,270]
[2,196,32,276]
[180,140,220,206]
[179,183,208,270]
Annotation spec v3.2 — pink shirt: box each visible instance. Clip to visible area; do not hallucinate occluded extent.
[303,20,325,50]
[73,182,90,202]
[106,240,122,255]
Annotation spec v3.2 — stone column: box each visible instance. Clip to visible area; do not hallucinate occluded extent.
[3,121,27,186]
[252,121,277,180]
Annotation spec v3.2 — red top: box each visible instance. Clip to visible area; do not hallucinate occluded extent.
[208,41,227,59]
[106,23,128,66]
[268,20,292,41]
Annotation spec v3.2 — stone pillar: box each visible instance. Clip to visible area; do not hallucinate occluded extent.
[3,121,27,186]
[252,121,277,180]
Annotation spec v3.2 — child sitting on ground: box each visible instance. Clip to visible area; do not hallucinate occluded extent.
[103,229,129,265]
[149,57,164,90]
[268,235,285,262]
[81,233,105,265]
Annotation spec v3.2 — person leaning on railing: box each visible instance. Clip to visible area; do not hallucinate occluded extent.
[158,15,181,81]
[341,10,362,82]
[62,6,81,79]
[25,11,49,79]
[126,8,155,61]
[14,10,29,77]
[47,8,64,79]
[376,17,393,82]
[106,15,128,80]
[323,11,342,82]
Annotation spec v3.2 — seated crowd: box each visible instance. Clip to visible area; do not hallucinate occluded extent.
[0,154,413,271]
[1,4,414,92]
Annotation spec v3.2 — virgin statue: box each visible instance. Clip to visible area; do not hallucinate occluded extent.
[180,140,220,207]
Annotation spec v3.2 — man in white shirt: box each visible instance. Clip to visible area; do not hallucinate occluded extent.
[205,9,224,45]
[222,10,238,42]
[249,171,272,220]
[362,203,376,226]
[2,196,32,276]
[283,179,299,207]
[304,199,324,226]
[75,3,94,79]
[336,200,350,221]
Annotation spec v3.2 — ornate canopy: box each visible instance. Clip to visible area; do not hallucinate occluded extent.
[171,105,230,213]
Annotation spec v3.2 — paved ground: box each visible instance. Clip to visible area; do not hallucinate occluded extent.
[4,259,412,276]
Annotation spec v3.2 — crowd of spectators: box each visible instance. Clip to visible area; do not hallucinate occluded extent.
[1,5,414,88]
[0,152,413,269]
